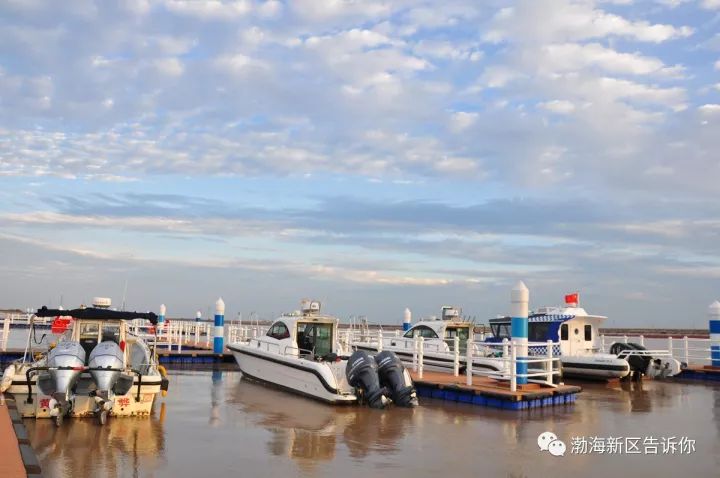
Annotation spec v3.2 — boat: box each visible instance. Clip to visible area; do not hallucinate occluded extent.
[228,299,417,408]
[352,306,505,374]
[486,304,681,380]
[0,298,169,425]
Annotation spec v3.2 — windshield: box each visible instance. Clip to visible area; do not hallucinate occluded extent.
[491,323,511,339]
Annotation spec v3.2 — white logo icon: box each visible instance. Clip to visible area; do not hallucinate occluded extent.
[538,431,566,457]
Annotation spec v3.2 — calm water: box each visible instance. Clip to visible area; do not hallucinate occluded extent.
[22,369,720,478]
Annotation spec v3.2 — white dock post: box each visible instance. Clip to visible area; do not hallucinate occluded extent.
[510,339,517,392]
[502,338,510,374]
[1,314,9,351]
[683,336,689,365]
[667,336,673,356]
[623,335,628,344]
[214,298,225,354]
[403,308,412,332]
[600,334,606,353]
[639,335,645,347]
[418,337,424,379]
[546,339,553,385]
[709,301,720,367]
[158,304,166,326]
[196,310,201,323]
[453,336,460,376]
[413,335,419,372]
[195,321,200,345]
[511,281,529,385]
[466,341,473,386]
[378,330,383,352]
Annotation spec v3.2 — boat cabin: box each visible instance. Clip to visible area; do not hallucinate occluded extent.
[487,307,606,356]
[401,307,472,352]
[263,301,341,360]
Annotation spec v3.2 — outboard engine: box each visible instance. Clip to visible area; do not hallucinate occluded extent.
[89,341,125,424]
[375,351,418,407]
[611,342,651,380]
[346,350,388,409]
[44,341,86,425]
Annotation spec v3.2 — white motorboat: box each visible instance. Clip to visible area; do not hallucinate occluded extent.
[1,298,169,425]
[228,300,417,408]
[352,306,504,373]
[487,305,681,380]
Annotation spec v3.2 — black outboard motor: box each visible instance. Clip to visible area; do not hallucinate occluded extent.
[375,351,418,407]
[610,342,651,379]
[346,351,387,409]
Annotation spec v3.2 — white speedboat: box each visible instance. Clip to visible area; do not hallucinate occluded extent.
[487,305,681,380]
[1,298,169,425]
[352,306,504,373]
[228,300,417,408]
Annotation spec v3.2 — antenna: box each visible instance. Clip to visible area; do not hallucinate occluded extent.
[121,279,128,311]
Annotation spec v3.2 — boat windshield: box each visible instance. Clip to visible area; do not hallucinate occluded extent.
[445,327,470,353]
[297,322,333,358]
[491,323,511,339]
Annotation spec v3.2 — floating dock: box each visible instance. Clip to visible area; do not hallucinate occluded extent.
[409,371,581,410]
[0,395,42,477]
[675,365,720,382]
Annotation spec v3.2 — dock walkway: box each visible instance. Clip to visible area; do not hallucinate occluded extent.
[1,395,42,477]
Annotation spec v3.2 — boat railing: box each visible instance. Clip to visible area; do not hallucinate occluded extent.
[599,334,713,366]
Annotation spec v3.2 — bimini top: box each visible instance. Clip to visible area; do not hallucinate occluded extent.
[489,306,606,324]
[36,306,159,324]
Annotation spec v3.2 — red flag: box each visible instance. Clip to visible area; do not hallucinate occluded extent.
[565,293,579,305]
[51,317,72,334]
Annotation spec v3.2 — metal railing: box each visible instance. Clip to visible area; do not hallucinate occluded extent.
[599,334,713,366]
[0,314,10,351]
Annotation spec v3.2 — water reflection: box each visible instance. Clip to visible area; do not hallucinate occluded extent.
[228,376,416,471]
[25,404,165,477]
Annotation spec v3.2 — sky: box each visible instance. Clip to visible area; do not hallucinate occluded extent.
[1,0,719,328]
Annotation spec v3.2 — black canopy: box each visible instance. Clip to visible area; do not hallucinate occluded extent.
[36,306,158,325]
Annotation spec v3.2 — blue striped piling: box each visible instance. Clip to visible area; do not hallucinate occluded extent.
[511,281,529,385]
[158,304,166,325]
[710,301,720,367]
[403,308,412,332]
[196,311,201,323]
[214,298,225,354]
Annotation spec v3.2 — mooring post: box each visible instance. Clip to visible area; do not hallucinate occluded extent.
[510,339,517,392]
[511,281,529,385]
[418,336,424,379]
[214,298,225,354]
[709,301,720,367]
[158,304,166,326]
[546,339,553,385]
[683,336,689,366]
[403,308,412,332]
[639,335,644,347]
[667,336,673,357]
[502,338,509,373]
[196,310,201,323]
[377,329,383,352]
[453,336,460,376]
[466,340,473,386]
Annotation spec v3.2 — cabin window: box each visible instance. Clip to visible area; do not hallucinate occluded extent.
[445,327,470,352]
[490,323,511,339]
[403,325,439,339]
[584,324,592,341]
[297,323,333,357]
[528,323,551,342]
[560,324,568,341]
[267,322,290,340]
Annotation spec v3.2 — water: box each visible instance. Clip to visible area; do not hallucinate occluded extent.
[23,370,720,478]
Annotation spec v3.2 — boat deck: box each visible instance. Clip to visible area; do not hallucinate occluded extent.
[409,370,581,410]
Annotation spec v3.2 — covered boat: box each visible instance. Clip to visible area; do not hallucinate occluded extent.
[0,298,168,425]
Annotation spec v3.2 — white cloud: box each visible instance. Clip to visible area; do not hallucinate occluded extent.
[538,43,671,76]
[698,104,720,114]
[702,0,720,9]
[449,111,479,131]
[538,99,576,114]
[163,0,251,20]
[715,59,720,70]
[153,58,184,76]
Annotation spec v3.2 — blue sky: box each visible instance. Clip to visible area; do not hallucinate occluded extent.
[1,0,719,327]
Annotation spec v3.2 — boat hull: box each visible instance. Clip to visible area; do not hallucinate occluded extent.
[560,355,631,379]
[229,344,357,405]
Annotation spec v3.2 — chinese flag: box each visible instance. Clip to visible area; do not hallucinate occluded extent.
[565,293,579,305]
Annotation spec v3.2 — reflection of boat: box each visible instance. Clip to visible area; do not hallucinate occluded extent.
[25,402,166,476]
[352,306,503,373]
[229,300,417,408]
[228,377,416,468]
[1,298,168,425]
